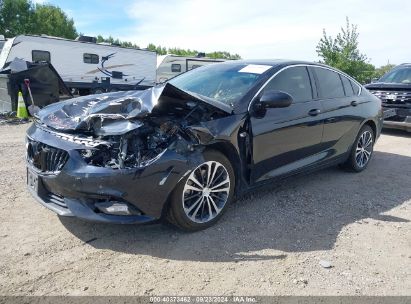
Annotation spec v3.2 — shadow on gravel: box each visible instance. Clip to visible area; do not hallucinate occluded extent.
[60,151,411,262]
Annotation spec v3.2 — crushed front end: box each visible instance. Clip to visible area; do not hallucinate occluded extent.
[25,84,232,223]
[26,122,204,223]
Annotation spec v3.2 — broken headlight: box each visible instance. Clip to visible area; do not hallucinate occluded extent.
[78,136,167,170]
[78,121,183,169]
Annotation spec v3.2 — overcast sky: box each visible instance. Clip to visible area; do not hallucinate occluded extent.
[41,0,411,67]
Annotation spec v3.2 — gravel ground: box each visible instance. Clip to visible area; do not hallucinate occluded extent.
[0,124,410,296]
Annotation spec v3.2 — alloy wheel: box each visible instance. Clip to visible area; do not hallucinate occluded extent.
[355,130,373,168]
[182,161,230,223]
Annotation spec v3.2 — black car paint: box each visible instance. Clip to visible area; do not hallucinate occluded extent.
[26,60,383,224]
[247,63,381,183]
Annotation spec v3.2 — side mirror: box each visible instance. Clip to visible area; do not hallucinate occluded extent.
[259,90,293,108]
[371,78,379,83]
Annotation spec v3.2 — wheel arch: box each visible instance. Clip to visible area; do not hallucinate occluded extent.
[362,119,378,141]
[205,141,241,195]
[159,141,241,220]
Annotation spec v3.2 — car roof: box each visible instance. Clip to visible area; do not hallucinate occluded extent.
[220,59,361,84]
[220,59,327,68]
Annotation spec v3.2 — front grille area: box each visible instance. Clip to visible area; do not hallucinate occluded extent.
[369,90,411,104]
[27,138,69,173]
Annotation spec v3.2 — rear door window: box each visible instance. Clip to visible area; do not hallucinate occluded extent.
[341,75,355,96]
[314,67,345,99]
[351,80,360,95]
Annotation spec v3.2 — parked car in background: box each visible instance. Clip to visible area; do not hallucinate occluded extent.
[156,54,225,83]
[365,63,411,132]
[26,60,383,231]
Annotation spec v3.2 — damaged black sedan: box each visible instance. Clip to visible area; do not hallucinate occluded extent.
[26,60,383,230]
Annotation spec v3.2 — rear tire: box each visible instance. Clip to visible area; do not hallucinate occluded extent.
[341,124,374,172]
[166,150,235,231]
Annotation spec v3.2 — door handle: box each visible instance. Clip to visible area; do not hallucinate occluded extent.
[308,109,321,116]
[351,100,359,106]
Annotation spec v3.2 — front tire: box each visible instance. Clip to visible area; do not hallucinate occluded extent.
[167,150,235,231]
[341,124,374,172]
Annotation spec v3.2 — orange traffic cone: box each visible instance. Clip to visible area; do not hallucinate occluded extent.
[16,91,28,119]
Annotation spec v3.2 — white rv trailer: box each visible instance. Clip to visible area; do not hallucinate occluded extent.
[156,54,225,83]
[0,35,157,95]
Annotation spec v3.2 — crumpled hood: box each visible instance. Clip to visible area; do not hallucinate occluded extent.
[38,86,163,133]
[38,83,232,135]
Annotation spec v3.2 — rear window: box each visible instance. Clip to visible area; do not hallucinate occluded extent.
[32,50,50,63]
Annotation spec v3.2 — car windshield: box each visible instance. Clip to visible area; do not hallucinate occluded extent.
[168,63,271,105]
[379,67,411,84]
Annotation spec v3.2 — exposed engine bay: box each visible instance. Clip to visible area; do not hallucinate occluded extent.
[79,116,193,169]
[36,83,231,170]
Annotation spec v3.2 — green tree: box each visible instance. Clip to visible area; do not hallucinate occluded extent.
[0,0,77,39]
[373,63,396,80]
[206,51,241,60]
[146,43,157,52]
[97,35,140,49]
[32,3,77,39]
[0,0,33,37]
[316,17,375,83]
[146,43,241,59]
[167,47,196,56]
